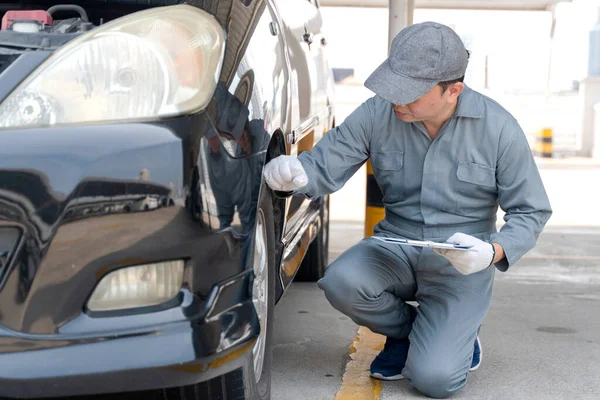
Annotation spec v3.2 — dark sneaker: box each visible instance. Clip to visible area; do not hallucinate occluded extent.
[470,336,482,371]
[370,336,410,381]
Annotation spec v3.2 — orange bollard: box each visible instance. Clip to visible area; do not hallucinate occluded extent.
[364,160,385,237]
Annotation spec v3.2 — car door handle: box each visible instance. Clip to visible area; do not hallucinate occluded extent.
[288,115,320,144]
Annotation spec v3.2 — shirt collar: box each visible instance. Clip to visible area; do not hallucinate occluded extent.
[454,85,483,119]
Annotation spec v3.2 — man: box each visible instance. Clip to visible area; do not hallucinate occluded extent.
[205,82,270,234]
[263,22,552,398]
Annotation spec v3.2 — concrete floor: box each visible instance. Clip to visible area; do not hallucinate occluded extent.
[272,221,600,400]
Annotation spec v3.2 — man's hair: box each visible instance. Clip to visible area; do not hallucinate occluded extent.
[438,49,470,92]
[438,76,465,92]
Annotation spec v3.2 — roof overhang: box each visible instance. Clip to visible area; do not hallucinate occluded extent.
[319,0,570,11]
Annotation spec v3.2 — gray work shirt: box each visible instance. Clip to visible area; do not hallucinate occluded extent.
[296,86,552,271]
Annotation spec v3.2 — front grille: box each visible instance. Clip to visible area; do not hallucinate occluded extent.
[0,226,21,277]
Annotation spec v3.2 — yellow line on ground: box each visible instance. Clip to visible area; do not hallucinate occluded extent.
[335,326,386,400]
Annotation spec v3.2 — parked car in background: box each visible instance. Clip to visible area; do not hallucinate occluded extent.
[0,0,335,399]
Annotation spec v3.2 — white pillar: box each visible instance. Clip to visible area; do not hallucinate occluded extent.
[580,77,600,157]
[580,7,600,157]
[545,4,557,97]
[388,0,414,51]
[594,103,600,159]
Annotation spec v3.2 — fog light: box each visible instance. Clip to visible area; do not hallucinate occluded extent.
[87,260,184,312]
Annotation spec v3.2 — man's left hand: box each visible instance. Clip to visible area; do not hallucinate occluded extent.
[433,233,494,275]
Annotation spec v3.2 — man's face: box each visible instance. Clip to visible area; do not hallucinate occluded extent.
[392,84,455,123]
[219,129,252,154]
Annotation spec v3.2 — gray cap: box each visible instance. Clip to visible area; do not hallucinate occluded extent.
[364,21,468,105]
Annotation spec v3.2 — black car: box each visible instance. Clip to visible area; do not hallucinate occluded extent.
[0,0,335,398]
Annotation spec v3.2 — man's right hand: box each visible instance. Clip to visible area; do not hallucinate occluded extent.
[263,155,309,191]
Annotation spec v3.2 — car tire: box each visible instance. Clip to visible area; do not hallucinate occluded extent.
[164,184,276,400]
[295,195,329,282]
[246,184,276,400]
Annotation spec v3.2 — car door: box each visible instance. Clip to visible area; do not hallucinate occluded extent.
[308,0,332,133]
[276,0,330,237]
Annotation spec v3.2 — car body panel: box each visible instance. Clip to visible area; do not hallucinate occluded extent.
[0,0,334,396]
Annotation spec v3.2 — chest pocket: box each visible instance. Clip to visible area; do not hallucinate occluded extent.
[454,161,497,215]
[371,150,406,203]
[372,150,403,170]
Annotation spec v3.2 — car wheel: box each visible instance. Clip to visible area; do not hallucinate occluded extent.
[247,186,276,399]
[165,185,276,400]
[295,195,329,282]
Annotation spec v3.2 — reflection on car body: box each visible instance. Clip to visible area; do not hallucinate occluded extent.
[0,0,334,399]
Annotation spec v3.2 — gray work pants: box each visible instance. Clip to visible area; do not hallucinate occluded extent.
[317,216,496,399]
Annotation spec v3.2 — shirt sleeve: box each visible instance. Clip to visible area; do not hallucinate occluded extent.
[489,122,552,271]
[293,97,375,199]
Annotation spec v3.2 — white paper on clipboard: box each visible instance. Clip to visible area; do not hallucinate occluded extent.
[372,236,474,251]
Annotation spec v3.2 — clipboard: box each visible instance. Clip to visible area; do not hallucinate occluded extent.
[372,236,474,251]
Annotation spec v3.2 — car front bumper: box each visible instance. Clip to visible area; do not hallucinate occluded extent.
[0,271,259,398]
[0,113,265,398]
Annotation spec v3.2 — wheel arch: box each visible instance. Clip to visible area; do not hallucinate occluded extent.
[264,128,287,303]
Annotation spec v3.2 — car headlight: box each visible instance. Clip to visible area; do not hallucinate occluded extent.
[0,4,225,129]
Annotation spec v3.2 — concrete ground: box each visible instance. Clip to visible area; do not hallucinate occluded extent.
[272,222,600,400]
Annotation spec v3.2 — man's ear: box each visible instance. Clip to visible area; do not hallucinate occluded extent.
[447,82,465,103]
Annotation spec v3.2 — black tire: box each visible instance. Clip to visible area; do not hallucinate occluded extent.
[246,185,276,400]
[295,195,330,282]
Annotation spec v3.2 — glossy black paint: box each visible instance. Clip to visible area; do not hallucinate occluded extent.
[0,107,262,398]
[0,0,334,397]
[0,296,258,398]
[0,51,52,101]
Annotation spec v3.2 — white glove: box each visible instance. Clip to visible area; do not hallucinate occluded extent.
[263,155,309,191]
[433,233,494,275]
